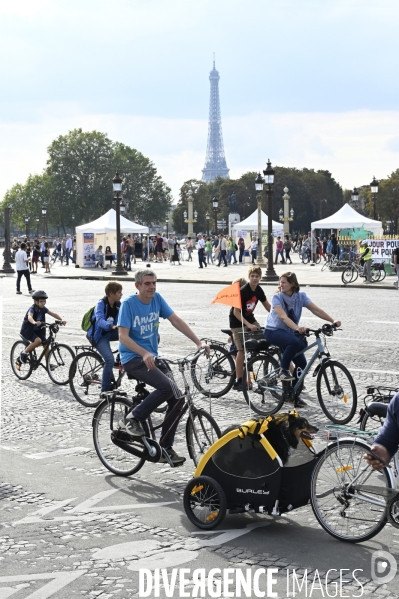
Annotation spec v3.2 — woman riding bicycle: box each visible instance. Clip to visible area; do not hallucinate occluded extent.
[264,272,341,408]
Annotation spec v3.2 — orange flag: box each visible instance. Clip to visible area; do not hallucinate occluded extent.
[211,281,242,309]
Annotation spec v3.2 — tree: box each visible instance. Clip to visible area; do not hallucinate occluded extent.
[1,128,172,234]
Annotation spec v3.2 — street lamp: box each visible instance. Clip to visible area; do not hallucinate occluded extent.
[351,188,359,207]
[25,214,30,238]
[205,212,210,237]
[112,171,128,276]
[370,177,378,220]
[279,187,294,234]
[0,207,15,273]
[212,196,219,235]
[41,206,47,237]
[290,208,294,219]
[184,189,196,237]
[263,159,278,281]
[165,217,169,237]
[255,172,265,265]
[36,216,40,238]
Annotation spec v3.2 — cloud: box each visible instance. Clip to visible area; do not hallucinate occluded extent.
[1,107,399,201]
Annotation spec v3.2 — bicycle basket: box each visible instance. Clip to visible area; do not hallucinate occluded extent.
[165,365,189,399]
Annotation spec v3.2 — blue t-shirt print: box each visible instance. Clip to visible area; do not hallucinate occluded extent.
[117,292,174,364]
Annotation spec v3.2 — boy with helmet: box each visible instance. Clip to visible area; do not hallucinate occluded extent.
[17,290,66,365]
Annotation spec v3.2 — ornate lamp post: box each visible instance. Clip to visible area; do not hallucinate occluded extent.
[278,187,294,235]
[263,159,278,281]
[1,207,15,273]
[25,214,30,238]
[42,206,47,237]
[205,212,210,237]
[255,173,265,265]
[351,188,359,207]
[165,218,169,237]
[370,177,379,220]
[36,217,40,238]
[112,171,128,276]
[212,196,219,235]
[184,189,196,237]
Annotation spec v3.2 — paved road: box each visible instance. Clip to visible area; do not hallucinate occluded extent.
[1,276,398,598]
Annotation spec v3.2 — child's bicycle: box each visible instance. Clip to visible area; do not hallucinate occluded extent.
[92,350,221,474]
[11,321,75,385]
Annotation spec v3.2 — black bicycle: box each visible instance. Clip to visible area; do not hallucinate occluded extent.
[92,351,221,475]
[11,321,75,385]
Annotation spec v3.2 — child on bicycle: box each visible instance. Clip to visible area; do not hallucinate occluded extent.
[18,290,66,365]
[87,281,123,394]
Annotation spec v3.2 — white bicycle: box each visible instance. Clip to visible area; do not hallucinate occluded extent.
[310,422,399,543]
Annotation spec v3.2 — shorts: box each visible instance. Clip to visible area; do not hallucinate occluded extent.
[230,320,261,351]
[32,256,39,263]
[43,256,49,263]
[31,331,46,343]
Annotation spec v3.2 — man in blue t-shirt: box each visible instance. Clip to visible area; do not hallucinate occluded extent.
[118,269,209,465]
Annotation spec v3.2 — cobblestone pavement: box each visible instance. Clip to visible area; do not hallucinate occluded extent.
[1,276,399,598]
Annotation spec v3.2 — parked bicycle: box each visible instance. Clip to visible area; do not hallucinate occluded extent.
[92,350,221,475]
[358,385,399,434]
[11,321,75,385]
[341,260,386,284]
[311,424,399,542]
[242,324,357,423]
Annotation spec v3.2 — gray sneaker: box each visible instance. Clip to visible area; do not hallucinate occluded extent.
[277,369,295,381]
[159,447,186,465]
[119,417,145,437]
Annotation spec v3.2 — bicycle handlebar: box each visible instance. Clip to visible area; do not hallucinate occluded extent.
[295,323,339,338]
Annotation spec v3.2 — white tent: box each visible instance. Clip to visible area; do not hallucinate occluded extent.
[75,209,149,268]
[311,203,382,236]
[232,209,283,235]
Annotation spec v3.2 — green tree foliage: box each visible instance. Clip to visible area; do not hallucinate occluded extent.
[175,168,343,236]
[1,128,172,234]
[359,169,399,233]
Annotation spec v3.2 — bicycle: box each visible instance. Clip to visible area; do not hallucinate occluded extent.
[242,324,357,423]
[10,321,75,385]
[191,329,281,398]
[358,385,399,434]
[310,424,399,542]
[92,350,221,475]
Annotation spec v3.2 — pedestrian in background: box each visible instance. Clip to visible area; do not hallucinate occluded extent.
[283,235,293,264]
[249,238,258,264]
[186,237,193,261]
[360,240,373,284]
[15,242,34,295]
[217,234,228,267]
[238,236,245,263]
[197,234,207,269]
[205,236,213,264]
[275,236,286,264]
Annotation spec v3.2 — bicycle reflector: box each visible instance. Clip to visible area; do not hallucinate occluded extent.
[366,387,375,394]
[336,465,352,473]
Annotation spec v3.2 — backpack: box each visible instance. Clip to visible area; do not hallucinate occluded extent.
[283,240,291,250]
[81,306,95,331]
[234,243,238,251]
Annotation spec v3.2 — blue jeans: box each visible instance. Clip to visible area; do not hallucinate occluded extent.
[124,357,178,448]
[96,331,118,392]
[198,247,206,267]
[264,328,307,380]
[239,248,244,263]
[218,249,227,266]
[275,250,285,264]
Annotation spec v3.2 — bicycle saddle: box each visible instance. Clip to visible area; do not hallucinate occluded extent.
[19,334,30,346]
[221,328,232,336]
[366,402,388,418]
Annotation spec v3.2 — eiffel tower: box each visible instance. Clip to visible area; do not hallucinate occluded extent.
[201,59,229,183]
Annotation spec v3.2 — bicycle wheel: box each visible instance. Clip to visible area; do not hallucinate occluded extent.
[316,361,357,424]
[341,266,355,285]
[47,343,75,385]
[186,409,221,466]
[191,344,235,398]
[321,260,329,272]
[370,265,381,283]
[183,476,226,530]
[93,396,146,476]
[10,340,33,380]
[69,351,104,407]
[311,439,392,542]
[242,354,285,416]
[378,266,386,282]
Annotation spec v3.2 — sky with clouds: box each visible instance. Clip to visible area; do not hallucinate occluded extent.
[1,0,399,202]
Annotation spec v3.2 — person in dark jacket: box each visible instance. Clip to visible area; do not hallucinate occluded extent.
[87,281,123,392]
[365,392,399,470]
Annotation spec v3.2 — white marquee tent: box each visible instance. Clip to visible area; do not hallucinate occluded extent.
[232,209,283,235]
[311,203,382,236]
[75,209,149,268]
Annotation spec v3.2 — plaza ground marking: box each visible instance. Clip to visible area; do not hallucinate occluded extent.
[24,447,91,459]
[0,571,86,599]
[13,489,177,525]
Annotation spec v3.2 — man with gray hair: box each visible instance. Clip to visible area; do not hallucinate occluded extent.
[117,269,209,465]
